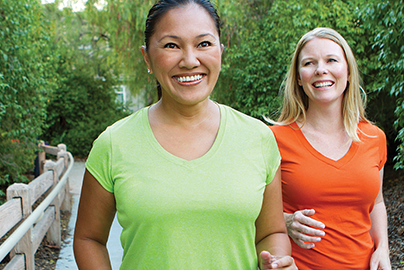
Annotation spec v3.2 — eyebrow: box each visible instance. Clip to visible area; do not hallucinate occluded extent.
[158,33,217,43]
[300,54,342,61]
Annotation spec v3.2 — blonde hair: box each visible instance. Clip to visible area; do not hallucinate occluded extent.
[273,27,369,142]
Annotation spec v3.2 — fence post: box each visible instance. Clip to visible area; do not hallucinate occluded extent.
[57,150,71,211]
[38,141,46,176]
[44,160,61,247]
[57,143,66,153]
[6,184,35,270]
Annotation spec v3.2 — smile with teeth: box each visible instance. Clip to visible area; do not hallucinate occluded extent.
[175,74,204,83]
[313,81,333,88]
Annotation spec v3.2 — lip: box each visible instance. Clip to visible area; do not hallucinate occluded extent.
[173,73,206,86]
[312,80,334,89]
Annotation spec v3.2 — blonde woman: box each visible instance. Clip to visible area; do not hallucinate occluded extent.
[270,27,391,270]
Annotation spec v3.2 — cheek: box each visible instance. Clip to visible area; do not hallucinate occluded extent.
[298,69,311,85]
[335,66,349,82]
[206,51,222,69]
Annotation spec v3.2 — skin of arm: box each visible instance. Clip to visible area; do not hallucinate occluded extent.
[256,168,296,269]
[73,169,116,270]
[369,166,392,270]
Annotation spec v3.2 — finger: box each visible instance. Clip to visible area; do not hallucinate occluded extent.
[297,231,324,242]
[301,209,316,217]
[270,256,295,269]
[293,238,316,249]
[295,225,325,238]
[296,210,325,229]
[260,251,273,269]
[369,259,382,270]
[260,250,271,262]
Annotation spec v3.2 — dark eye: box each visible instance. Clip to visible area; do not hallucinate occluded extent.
[164,43,178,49]
[328,58,337,63]
[198,41,211,48]
[303,61,312,66]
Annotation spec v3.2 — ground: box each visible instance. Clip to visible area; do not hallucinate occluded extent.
[0,166,403,269]
[383,165,404,269]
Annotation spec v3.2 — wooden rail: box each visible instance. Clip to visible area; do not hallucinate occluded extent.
[0,143,73,270]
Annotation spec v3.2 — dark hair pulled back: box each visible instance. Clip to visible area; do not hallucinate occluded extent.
[144,0,221,99]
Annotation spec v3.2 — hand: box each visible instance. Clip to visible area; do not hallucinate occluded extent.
[284,209,325,249]
[369,246,391,270]
[260,251,297,269]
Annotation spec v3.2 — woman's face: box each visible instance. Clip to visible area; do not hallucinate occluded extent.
[141,3,223,107]
[297,38,349,108]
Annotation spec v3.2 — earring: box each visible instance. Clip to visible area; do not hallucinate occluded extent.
[147,69,151,74]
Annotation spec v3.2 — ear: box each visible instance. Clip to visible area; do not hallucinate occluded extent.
[140,45,152,74]
[297,75,302,86]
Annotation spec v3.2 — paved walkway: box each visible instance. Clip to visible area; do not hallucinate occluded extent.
[55,161,123,270]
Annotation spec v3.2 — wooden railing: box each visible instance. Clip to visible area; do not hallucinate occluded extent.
[0,143,73,270]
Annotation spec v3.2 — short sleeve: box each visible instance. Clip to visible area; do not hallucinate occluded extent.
[85,127,114,193]
[377,127,387,169]
[263,127,281,185]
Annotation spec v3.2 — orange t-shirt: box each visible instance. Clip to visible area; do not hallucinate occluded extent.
[270,122,387,270]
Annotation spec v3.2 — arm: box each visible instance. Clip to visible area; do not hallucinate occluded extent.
[256,167,297,269]
[369,166,391,270]
[73,169,116,270]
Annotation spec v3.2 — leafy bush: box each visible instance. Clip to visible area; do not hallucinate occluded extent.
[358,0,404,167]
[0,0,55,185]
[42,54,129,157]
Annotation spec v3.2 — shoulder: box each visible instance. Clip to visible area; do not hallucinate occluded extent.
[93,107,148,146]
[358,122,386,141]
[219,104,270,132]
[269,123,296,138]
[107,107,147,133]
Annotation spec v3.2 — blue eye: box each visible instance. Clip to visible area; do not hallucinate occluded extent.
[328,58,337,62]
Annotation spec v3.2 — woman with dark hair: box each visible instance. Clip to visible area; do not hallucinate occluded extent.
[270,27,391,270]
[73,1,296,269]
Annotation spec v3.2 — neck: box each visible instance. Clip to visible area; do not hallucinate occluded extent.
[302,102,345,133]
[150,98,218,128]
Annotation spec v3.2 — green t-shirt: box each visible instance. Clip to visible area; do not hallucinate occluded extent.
[86,104,280,270]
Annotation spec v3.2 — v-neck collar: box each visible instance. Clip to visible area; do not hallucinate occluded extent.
[143,104,226,168]
[290,122,358,169]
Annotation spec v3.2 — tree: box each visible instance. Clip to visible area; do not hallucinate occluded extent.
[214,0,366,120]
[358,0,404,168]
[41,3,129,157]
[0,0,55,187]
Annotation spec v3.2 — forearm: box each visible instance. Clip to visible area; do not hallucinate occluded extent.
[256,232,291,257]
[370,201,389,251]
[73,238,112,270]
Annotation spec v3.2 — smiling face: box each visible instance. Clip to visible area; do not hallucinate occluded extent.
[297,37,349,108]
[141,3,223,107]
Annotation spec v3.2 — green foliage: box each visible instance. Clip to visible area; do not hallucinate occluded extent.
[42,63,129,157]
[83,0,246,102]
[83,0,156,100]
[41,4,129,157]
[358,0,404,167]
[214,0,364,120]
[0,0,55,185]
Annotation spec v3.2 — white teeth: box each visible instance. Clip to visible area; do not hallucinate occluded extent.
[314,82,333,88]
[176,75,203,82]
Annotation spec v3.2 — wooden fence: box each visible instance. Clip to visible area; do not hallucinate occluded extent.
[0,143,73,270]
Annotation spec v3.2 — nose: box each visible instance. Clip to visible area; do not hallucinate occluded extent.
[179,48,200,69]
[315,61,328,75]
